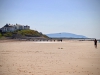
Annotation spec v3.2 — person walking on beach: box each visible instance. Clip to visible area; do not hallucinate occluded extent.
[94,39,97,48]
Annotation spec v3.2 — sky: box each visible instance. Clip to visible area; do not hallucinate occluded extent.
[0,0,100,39]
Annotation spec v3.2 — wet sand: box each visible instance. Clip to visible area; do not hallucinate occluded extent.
[0,41,100,75]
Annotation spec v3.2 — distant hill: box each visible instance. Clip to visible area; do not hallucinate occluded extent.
[46,32,87,38]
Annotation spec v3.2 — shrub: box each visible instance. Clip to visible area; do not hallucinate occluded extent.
[0,33,2,38]
[3,32,12,37]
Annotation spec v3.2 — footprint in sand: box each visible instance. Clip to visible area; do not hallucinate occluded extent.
[58,48,63,49]
[0,65,2,67]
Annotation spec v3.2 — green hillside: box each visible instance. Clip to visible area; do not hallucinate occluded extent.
[0,29,48,38]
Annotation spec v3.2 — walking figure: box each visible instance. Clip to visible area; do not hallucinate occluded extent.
[94,39,97,48]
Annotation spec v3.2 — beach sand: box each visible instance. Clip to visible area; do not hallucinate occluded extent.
[0,40,100,75]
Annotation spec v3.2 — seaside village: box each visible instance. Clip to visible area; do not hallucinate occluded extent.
[0,23,50,41]
[0,23,30,32]
[0,23,62,41]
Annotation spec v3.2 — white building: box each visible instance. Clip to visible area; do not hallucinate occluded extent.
[0,23,30,32]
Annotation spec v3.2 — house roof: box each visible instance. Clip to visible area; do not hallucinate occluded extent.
[4,24,13,27]
[3,23,29,28]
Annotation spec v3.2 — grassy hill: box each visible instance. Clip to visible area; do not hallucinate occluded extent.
[0,29,48,39]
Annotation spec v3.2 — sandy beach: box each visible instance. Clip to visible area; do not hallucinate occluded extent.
[0,40,100,75]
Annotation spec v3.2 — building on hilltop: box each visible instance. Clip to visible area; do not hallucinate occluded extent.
[0,23,30,32]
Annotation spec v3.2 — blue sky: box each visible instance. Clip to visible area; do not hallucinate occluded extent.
[0,0,100,38]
